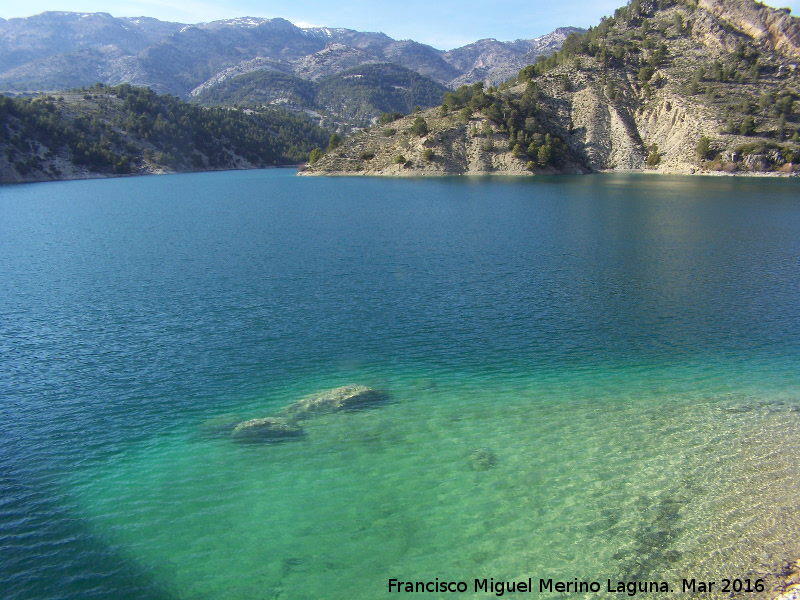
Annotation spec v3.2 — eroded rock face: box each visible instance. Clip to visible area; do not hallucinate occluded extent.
[279,384,389,419]
[699,0,800,59]
[231,417,305,443]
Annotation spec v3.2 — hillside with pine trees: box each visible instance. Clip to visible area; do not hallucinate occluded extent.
[0,84,330,183]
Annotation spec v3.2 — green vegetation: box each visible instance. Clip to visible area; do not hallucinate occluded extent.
[440,80,565,167]
[380,112,404,125]
[194,63,448,129]
[646,144,661,167]
[309,148,324,164]
[192,71,316,110]
[410,116,429,137]
[1,83,330,179]
[327,133,342,152]
[696,136,711,160]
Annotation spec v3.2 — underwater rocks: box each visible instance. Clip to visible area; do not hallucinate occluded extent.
[468,448,497,471]
[278,385,389,420]
[231,417,305,443]
[214,385,390,444]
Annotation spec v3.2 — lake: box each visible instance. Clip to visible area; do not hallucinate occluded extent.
[1,170,799,600]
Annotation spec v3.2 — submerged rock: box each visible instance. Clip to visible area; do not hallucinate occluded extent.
[279,385,389,420]
[231,417,305,443]
[468,448,497,471]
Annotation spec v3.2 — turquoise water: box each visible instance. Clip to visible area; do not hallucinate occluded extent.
[1,171,799,599]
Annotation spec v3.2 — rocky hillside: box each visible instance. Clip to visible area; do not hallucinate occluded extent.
[303,0,800,176]
[0,12,580,97]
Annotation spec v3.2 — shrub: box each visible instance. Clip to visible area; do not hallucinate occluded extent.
[394,155,406,164]
[379,112,402,125]
[410,116,429,137]
[696,136,711,160]
[537,145,551,167]
[646,144,661,167]
[309,148,323,164]
[327,133,341,152]
[740,116,756,136]
[383,128,397,137]
[638,66,655,82]
[423,148,434,161]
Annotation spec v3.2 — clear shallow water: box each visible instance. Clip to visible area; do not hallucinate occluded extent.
[1,171,799,600]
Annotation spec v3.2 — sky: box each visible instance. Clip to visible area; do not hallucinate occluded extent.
[1,0,798,50]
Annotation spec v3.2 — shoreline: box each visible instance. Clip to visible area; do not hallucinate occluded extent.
[298,167,799,178]
[3,164,797,185]
[0,163,301,186]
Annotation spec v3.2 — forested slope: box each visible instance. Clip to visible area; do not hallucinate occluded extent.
[1,83,330,183]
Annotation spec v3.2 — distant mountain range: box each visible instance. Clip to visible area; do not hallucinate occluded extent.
[0,12,583,99]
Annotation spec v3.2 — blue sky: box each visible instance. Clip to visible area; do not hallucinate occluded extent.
[2,0,797,49]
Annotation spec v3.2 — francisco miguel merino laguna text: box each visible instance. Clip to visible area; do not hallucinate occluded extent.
[388,578,673,596]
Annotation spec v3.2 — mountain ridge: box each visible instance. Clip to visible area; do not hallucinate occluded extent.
[0,12,583,97]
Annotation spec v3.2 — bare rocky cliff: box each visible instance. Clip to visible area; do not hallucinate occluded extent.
[699,0,800,58]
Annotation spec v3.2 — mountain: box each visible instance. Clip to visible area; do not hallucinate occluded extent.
[0,84,330,183]
[0,12,581,98]
[302,0,800,176]
[192,63,450,128]
[445,28,585,87]
[0,12,183,74]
